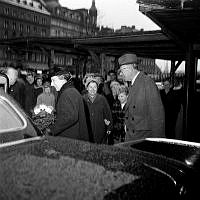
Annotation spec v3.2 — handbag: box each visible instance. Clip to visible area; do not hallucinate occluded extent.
[101,131,112,145]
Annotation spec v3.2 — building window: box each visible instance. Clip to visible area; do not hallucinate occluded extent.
[36,53,42,62]
[23,0,27,5]
[41,29,46,37]
[4,20,9,28]
[4,31,8,39]
[33,15,38,23]
[19,24,23,32]
[0,49,3,58]
[32,53,36,62]
[4,8,9,15]
[41,18,45,24]
[12,22,16,30]
[26,26,30,34]
[56,8,60,15]
[11,54,16,60]
[12,31,16,37]
[20,12,25,19]
[38,3,42,10]
[42,55,46,63]
[12,9,16,17]
[29,2,33,7]
[34,26,37,33]
[66,57,72,65]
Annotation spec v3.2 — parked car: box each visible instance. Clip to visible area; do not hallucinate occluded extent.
[0,85,41,143]
[0,73,200,200]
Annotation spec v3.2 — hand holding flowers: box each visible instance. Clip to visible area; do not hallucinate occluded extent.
[32,104,55,133]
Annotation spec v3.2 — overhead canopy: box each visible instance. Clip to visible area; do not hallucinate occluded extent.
[0,37,87,56]
[0,30,189,60]
[147,9,200,45]
[73,30,187,60]
[137,2,200,58]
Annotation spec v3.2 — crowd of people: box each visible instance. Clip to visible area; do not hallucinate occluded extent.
[1,52,185,145]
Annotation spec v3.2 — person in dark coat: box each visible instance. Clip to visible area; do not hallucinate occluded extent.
[48,71,89,142]
[111,85,129,143]
[103,70,117,108]
[34,76,43,99]
[160,79,183,139]
[83,77,113,144]
[118,53,165,141]
[2,66,25,109]
[9,77,25,109]
[24,73,37,116]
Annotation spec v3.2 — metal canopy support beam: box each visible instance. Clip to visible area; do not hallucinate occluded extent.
[82,57,88,78]
[170,60,183,87]
[184,44,196,141]
[170,60,176,87]
[175,60,182,71]
[49,49,54,75]
[100,53,106,78]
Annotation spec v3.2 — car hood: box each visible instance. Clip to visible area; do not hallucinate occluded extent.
[0,136,199,200]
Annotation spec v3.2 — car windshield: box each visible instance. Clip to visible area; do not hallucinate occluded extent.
[0,96,26,133]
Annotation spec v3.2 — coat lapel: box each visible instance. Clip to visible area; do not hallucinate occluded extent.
[124,72,143,111]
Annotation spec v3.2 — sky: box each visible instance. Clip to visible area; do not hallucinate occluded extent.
[59,0,160,31]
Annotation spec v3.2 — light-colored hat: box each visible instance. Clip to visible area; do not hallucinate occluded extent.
[118,53,138,66]
[85,77,99,88]
[110,81,120,89]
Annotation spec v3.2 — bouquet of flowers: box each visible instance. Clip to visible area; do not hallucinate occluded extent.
[32,104,55,132]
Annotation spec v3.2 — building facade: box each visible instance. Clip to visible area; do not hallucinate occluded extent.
[0,0,51,68]
[45,0,98,37]
[0,0,98,72]
[0,0,51,39]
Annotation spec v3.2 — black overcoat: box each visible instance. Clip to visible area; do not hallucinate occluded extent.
[83,93,113,144]
[51,82,89,141]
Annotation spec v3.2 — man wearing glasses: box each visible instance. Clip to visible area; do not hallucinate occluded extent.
[118,53,165,141]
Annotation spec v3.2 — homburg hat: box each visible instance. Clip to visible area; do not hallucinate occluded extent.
[118,53,138,67]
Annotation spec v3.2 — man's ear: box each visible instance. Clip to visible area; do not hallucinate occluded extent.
[59,75,65,80]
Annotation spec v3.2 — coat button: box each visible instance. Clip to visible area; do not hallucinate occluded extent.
[133,105,135,108]
[132,117,134,120]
